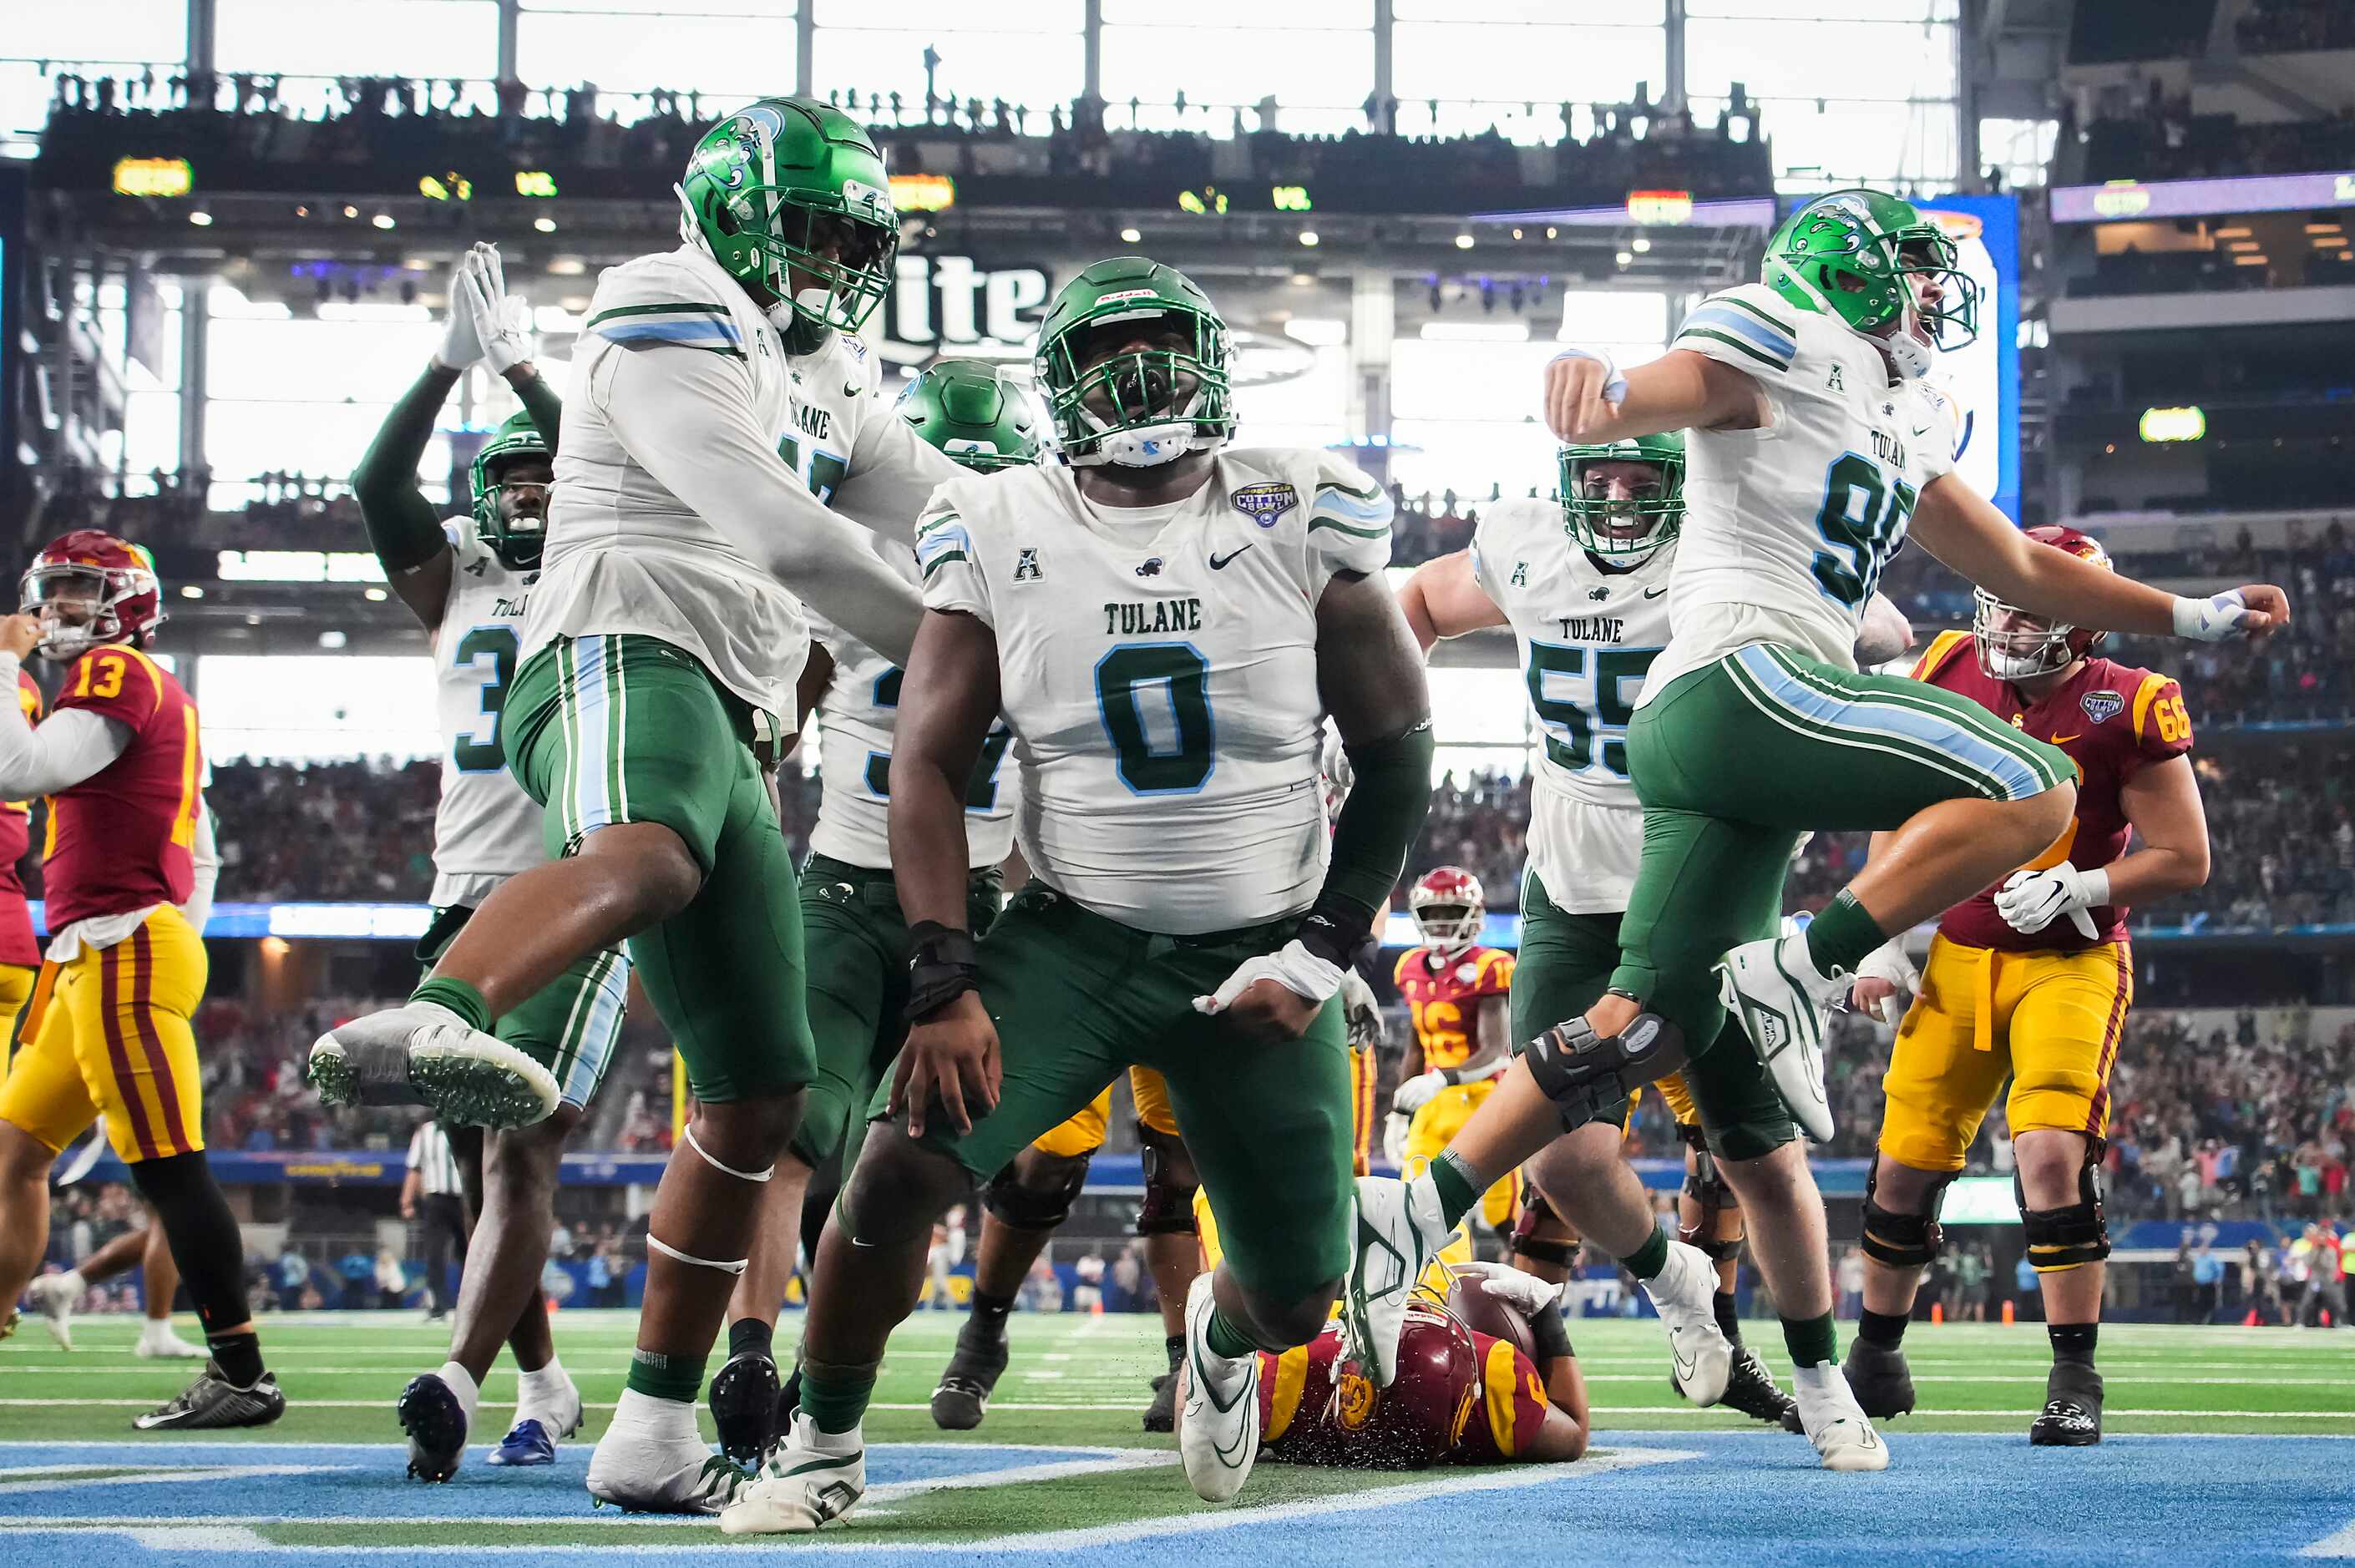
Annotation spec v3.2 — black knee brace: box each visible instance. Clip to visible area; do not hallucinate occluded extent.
[1510,1178,1581,1268]
[1134,1125,1199,1237]
[982,1153,1090,1232]
[1860,1163,1952,1272]
[1523,1011,1686,1133]
[127,1151,252,1336]
[2020,1157,2109,1273]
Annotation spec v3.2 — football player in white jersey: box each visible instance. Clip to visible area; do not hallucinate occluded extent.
[722,257,1434,1534]
[313,99,960,1515]
[1345,187,2286,1471]
[703,358,1037,1464]
[347,243,620,1479]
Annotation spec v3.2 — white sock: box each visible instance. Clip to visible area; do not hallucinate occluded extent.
[139,1317,173,1339]
[610,1386,700,1439]
[1792,1362,1848,1398]
[516,1358,571,1418]
[1781,929,1846,999]
[55,1269,86,1297]
[438,1360,481,1428]
[790,1409,862,1454]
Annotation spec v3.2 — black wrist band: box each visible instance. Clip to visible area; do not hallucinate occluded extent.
[904,920,980,1024]
[1528,1301,1573,1363]
[1295,899,1373,972]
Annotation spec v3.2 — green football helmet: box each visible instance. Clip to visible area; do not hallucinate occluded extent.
[1032,256,1235,468]
[896,358,1044,471]
[676,97,897,355]
[469,411,551,571]
[1763,188,1978,377]
[1558,431,1684,563]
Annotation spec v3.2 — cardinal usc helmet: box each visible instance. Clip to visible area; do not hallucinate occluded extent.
[1973,525,2111,680]
[21,529,165,662]
[1327,1303,1479,1469]
[1410,867,1486,956]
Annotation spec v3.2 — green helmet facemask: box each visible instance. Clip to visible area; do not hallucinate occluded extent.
[1557,431,1684,564]
[896,357,1045,471]
[676,96,898,356]
[1032,256,1235,468]
[1762,187,1978,379]
[470,411,552,571]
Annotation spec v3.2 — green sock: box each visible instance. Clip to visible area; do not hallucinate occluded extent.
[1429,1151,1485,1231]
[1805,889,1889,979]
[410,975,493,1033]
[799,1361,878,1435]
[1621,1222,1670,1281]
[624,1347,705,1404]
[1782,1311,1839,1369]
[1203,1307,1259,1361]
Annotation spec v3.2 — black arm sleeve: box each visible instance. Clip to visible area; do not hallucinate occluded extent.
[1299,720,1435,963]
[352,361,463,574]
[509,366,562,454]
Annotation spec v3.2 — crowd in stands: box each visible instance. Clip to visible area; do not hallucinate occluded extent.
[33,69,1772,213]
[2070,0,2352,68]
[2236,0,2355,54]
[2078,102,2355,186]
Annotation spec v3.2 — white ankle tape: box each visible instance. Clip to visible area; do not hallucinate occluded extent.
[646,1234,749,1275]
[685,1124,774,1184]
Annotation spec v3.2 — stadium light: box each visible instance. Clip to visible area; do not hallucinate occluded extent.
[1299,230,1319,246]
[534,217,557,233]
[2139,406,2206,443]
[1454,233,1476,249]
[114,156,193,197]
[189,211,213,227]
[1420,321,1528,342]
[1120,226,1142,243]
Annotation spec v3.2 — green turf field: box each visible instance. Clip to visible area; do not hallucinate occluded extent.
[6,1307,2353,1445]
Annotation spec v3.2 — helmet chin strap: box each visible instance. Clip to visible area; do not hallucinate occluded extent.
[1884,326,1933,381]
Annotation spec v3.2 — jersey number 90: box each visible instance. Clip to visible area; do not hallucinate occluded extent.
[1811,452,1918,609]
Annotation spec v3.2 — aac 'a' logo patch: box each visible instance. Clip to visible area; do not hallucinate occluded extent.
[1827,364,1846,392]
[1230,482,1299,529]
[2081,689,2125,724]
[1012,547,1045,584]
[1510,561,1529,587]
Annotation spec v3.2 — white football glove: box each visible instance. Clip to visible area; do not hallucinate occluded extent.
[2171,589,2256,643]
[1550,346,1628,404]
[1994,864,2108,941]
[1192,938,1346,1015]
[1452,1259,1562,1319]
[1339,964,1387,1050]
[1851,938,1920,1027]
[461,245,532,376]
[431,255,483,370]
[1381,1111,1411,1167]
[1392,1068,1447,1116]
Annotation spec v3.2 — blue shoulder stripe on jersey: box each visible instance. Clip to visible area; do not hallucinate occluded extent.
[915,522,974,561]
[1311,485,1394,524]
[1678,304,1795,363]
[592,315,743,347]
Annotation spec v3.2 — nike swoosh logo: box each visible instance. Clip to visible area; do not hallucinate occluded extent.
[1209,544,1254,569]
[1912,425,1932,437]
[1643,585,1668,599]
[2049,733,2079,746]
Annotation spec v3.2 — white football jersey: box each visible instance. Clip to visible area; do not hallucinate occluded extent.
[1470,498,1674,913]
[529,244,958,721]
[430,518,545,908]
[916,448,1393,933]
[1641,282,1958,701]
[805,599,1018,872]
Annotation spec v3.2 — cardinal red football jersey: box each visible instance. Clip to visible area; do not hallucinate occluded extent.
[0,670,44,967]
[1911,630,2192,953]
[41,645,200,931]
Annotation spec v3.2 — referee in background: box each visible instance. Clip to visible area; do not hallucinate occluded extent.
[403,1120,469,1320]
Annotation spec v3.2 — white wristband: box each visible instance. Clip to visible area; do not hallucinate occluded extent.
[2077,865,2111,909]
[2171,589,2248,642]
[1552,346,1629,406]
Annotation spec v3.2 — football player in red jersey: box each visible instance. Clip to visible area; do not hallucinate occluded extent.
[1846,526,2210,1446]
[1389,868,1518,1237]
[0,532,281,1429]
[1251,1262,1590,1468]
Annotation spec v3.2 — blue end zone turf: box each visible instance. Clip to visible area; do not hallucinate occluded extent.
[2,1434,2350,1565]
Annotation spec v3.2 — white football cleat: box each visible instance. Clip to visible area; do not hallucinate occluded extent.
[26,1272,78,1350]
[586,1399,750,1515]
[719,1413,866,1535]
[1177,1273,1260,1503]
[1640,1239,1734,1408]
[1717,933,1841,1142]
[1793,1362,1892,1472]
[135,1320,207,1359]
[308,1002,558,1130]
[1340,1174,1448,1387]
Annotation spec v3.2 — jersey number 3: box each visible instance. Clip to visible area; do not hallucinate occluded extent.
[864,666,1012,811]
[453,626,518,772]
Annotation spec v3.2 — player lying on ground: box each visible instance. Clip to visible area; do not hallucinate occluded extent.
[1258,1262,1592,1469]
[1345,186,2286,1473]
[343,241,619,1478]
[1846,527,2211,1447]
[720,255,1432,1534]
[0,533,279,1430]
[311,97,957,1515]
[702,358,1037,1462]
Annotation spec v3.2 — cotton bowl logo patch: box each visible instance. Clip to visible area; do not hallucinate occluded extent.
[2081,689,2125,724]
[1231,482,1299,529]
